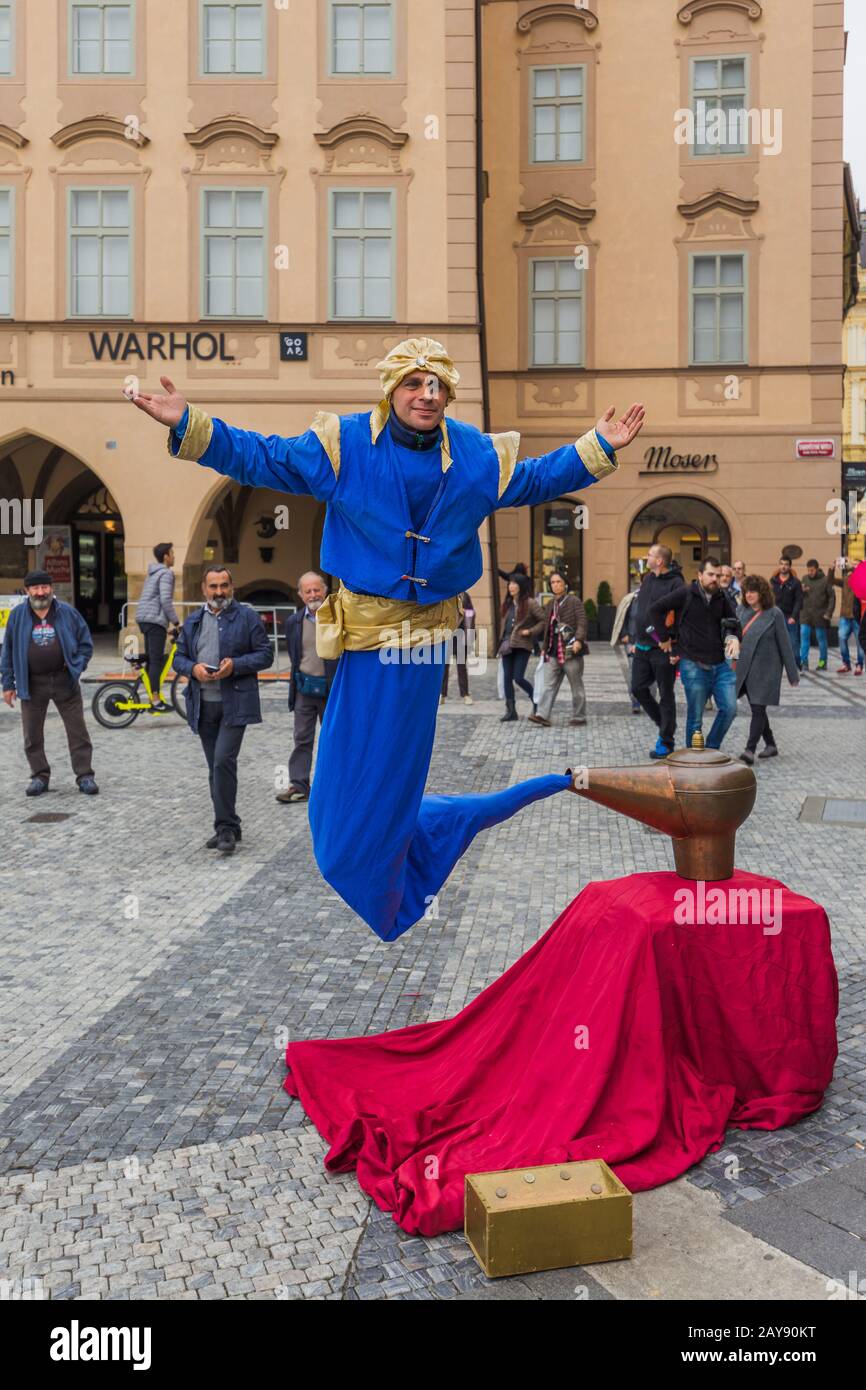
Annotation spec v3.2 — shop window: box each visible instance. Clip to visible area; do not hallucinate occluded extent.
[68,187,132,317]
[201,1,264,75]
[70,1,134,76]
[201,188,266,317]
[690,252,746,364]
[329,188,394,319]
[329,2,393,76]
[530,65,584,164]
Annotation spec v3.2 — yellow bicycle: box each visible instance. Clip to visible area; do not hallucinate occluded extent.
[91,638,188,728]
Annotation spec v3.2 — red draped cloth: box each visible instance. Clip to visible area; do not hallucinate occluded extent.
[284,871,838,1237]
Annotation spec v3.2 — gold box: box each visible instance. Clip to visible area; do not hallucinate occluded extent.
[464,1159,632,1279]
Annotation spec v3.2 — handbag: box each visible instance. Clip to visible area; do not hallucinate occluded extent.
[295,669,328,698]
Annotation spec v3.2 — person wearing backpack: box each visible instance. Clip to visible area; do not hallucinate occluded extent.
[650,557,740,752]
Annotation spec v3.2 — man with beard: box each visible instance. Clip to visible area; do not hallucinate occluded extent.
[277,570,339,805]
[174,566,273,853]
[0,570,98,796]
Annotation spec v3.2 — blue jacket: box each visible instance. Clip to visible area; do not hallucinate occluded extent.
[0,599,93,702]
[174,600,274,733]
[284,608,340,711]
[170,409,617,605]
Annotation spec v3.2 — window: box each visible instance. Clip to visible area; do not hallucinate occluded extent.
[530,259,583,366]
[330,189,393,319]
[0,189,12,315]
[69,188,131,316]
[0,3,14,76]
[70,2,133,76]
[531,66,583,164]
[691,56,748,157]
[330,2,393,76]
[202,189,265,317]
[690,253,746,363]
[202,2,264,75]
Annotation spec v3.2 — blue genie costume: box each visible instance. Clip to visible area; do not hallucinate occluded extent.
[168,338,617,941]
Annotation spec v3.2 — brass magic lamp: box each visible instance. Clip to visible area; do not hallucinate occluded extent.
[569,732,757,881]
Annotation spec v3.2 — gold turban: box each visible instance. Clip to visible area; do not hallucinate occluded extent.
[370,337,460,445]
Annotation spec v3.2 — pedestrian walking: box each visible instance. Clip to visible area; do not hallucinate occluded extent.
[441,590,475,705]
[173,566,274,853]
[134,541,180,711]
[719,564,741,601]
[770,556,804,669]
[498,574,546,722]
[0,570,98,796]
[832,559,864,675]
[529,570,588,727]
[630,544,686,757]
[799,559,835,671]
[735,574,799,765]
[611,581,646,712]
[277,571,339,804]
[650,558,740,750]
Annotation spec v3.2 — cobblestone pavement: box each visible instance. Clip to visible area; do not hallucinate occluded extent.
[0,645,863,1300]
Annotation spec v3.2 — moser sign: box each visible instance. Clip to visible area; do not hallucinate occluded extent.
[640,446,718,475]
[88,331,235,362]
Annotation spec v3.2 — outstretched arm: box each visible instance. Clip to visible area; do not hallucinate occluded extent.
[494,404,645,511]
[128,376,339,503]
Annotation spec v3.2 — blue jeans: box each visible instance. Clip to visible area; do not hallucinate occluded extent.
[838,616,865,668]
[679,658,738,750]
[799,625,828,666]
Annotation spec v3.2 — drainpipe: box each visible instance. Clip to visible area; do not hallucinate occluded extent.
[474,0,501,647]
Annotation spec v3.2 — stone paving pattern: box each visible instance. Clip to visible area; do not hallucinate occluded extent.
[0,644,864,1298]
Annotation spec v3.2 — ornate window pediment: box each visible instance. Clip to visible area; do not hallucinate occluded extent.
[185,117,278,171]
[677,0,762,23]
[519,196,596,228]
[314,115,408,173]
[52,117,149,149]
[517,4,599,34]
[0,125,28,151]
[678,189,759,220]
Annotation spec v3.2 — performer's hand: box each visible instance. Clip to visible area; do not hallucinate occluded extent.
[2,689,15,707]
[216,658,234,679]
[595,402,646,451]
[127,375,188,428]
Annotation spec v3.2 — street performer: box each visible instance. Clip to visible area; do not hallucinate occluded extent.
[130,338,645,940]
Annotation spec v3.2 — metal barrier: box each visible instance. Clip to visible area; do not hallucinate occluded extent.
[120,601,298,671]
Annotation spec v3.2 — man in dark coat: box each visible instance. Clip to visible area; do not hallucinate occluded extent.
[799,559,836,671]
[174,565,273,853]
[649,558,740,751]
[771,556,804,668]
[630,544,686,757]
[278,571,339,804]
[1,570,98,796]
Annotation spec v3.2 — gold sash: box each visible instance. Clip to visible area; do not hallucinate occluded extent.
[316,583,462,660]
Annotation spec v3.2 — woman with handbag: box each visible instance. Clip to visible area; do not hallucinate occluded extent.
[498,574,546,722]
[735,574,799,765]
[529,570,588,727]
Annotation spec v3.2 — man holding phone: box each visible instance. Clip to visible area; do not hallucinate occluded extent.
[174,565,273,853]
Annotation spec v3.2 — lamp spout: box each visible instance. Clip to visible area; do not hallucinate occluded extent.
[570,741,757,881]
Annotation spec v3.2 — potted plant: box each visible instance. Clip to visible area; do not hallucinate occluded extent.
[596,581,616,641]
[584,597,599,640]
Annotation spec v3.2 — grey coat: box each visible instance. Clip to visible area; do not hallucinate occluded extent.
[735,604,799,706]
[136,562,179,628]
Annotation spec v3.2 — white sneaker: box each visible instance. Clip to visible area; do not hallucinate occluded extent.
[463,695,473,705]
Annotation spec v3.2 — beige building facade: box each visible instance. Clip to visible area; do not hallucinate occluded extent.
[0,0,488,631]
[482,0,850,615]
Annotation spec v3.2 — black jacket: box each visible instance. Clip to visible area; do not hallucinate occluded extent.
[631,563,686,646]
[284,608,340,712]
[770,573,804,622]
[649,580,740,666]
